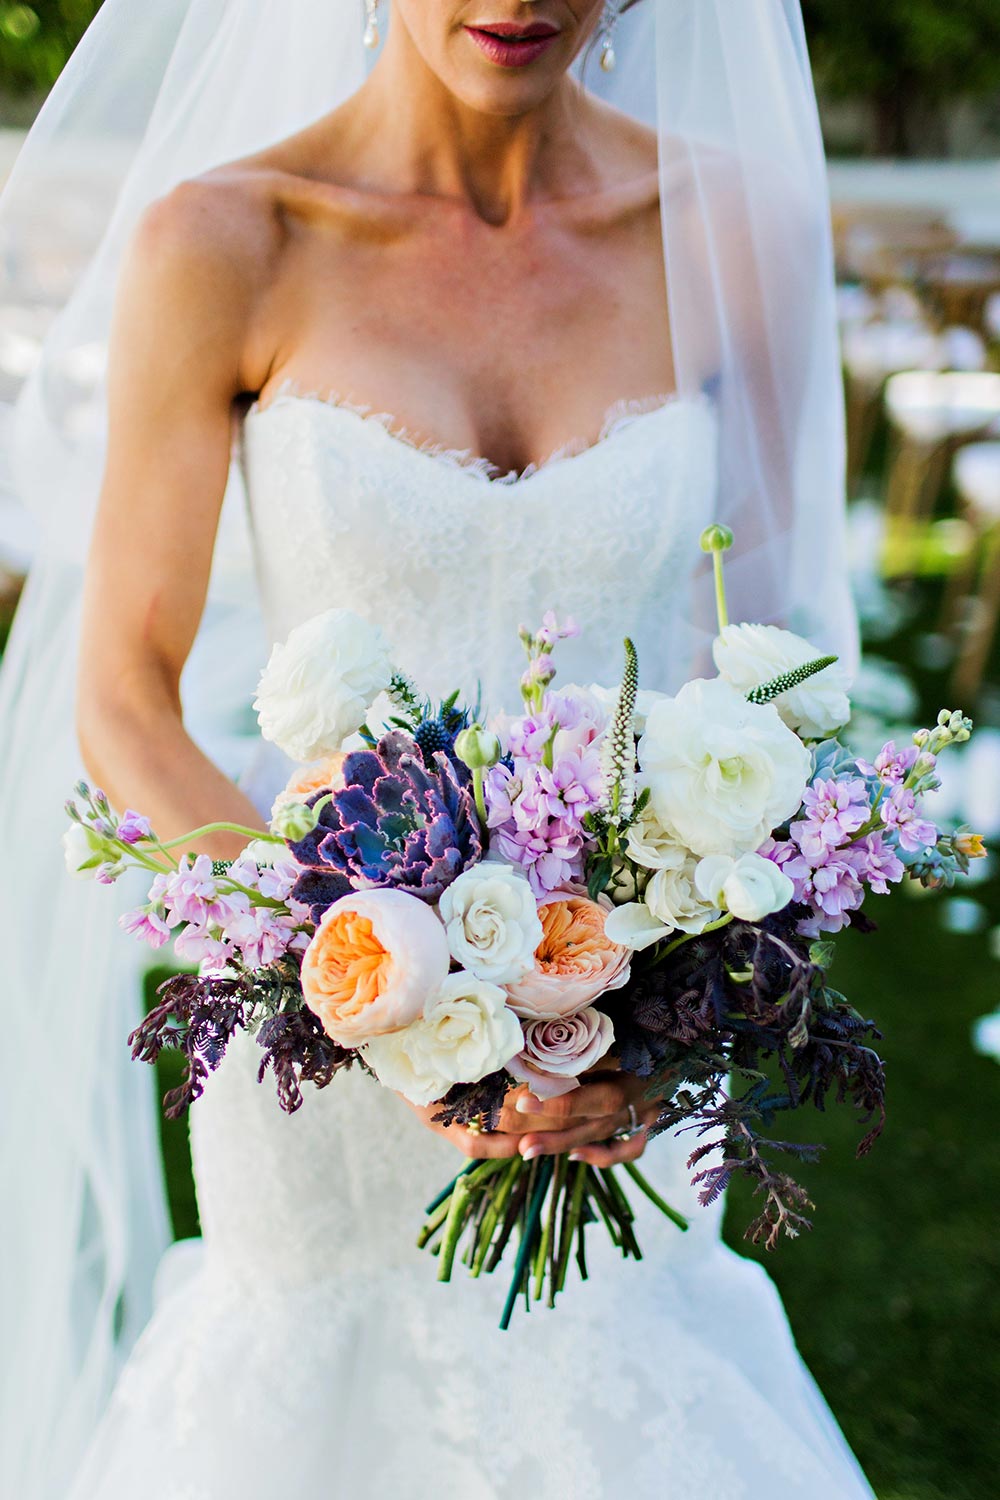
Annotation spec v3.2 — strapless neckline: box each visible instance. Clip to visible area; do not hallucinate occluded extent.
[242,380,707,487]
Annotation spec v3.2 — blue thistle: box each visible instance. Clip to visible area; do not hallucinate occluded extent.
[414,716,459,761]
[287,730,483,920]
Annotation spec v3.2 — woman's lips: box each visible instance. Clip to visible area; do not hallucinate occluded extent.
[464,24,560,68]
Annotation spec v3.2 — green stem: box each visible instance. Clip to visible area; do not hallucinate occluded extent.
[713,550,729,633]
[555,1161,589,1295]
[472,766,488,834]
[416,1197,452,1249]
[158,822,284,852]
[472,1158,522,1277]
[437,1174,473,1282]
[534,1153,566,1301]
[622,1162,690,1232]
[654,914,734,963]
[424,1161,477,1218]
[499,1157,554,1331]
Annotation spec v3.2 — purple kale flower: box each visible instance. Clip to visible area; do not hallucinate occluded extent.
[286,730,482,921]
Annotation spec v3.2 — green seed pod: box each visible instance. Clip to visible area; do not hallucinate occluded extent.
[454,724,502,772]
[699,523,735,554]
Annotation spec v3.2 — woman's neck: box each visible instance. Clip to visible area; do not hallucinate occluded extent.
[341,23,601,225]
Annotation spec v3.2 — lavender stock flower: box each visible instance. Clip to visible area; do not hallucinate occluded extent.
[790,776,870,861]
[116,810,153,845]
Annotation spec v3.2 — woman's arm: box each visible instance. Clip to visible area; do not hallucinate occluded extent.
[77,175,281,857]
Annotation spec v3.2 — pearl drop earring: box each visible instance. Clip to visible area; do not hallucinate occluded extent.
[599,0,620,73]
[363,0,380,50]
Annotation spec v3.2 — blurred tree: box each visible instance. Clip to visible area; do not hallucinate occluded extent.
[804,0,1000,155]
[0,0,100,96]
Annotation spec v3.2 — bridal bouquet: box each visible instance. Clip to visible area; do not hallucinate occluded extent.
[65,527,984,1327]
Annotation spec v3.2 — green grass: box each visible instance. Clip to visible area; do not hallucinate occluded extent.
[722,891,1000,1500]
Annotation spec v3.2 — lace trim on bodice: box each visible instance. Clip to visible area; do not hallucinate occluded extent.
[244,377,687,485]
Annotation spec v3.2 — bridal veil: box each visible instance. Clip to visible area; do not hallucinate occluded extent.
[0,3,853,1494]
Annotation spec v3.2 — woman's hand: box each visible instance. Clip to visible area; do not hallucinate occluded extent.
[405,1072,662,1167]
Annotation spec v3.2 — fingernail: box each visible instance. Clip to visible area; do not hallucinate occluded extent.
[568,1152,586,1163]
[516,1095,544,1114]
[521,1144,544,1160]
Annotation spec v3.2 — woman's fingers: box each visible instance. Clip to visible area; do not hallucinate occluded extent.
[499,1079,630,1134]
[517,1102,659,1159]
[446,1125,524,1159]
[566,1127,650,1168]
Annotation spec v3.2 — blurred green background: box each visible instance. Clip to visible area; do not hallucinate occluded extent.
[2,5,999,1500]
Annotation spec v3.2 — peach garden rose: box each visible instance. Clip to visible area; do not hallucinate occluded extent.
[271,753,348,818]
[301,888,450,1047]
[503,892,631,1021]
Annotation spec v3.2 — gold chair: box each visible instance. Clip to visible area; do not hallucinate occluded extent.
[946,442,1000,703]
[881,371,1000,577]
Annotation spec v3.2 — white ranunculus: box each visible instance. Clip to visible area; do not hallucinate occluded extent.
[638,678,812,859]
[254,608,393,763]
[712,623,851,739]
[362,973,523,1107]
[63,823,107,879]
[694,852,795,921]
[438,865,543,984]
[645,848,723,934]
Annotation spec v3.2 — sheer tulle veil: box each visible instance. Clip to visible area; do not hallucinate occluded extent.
[0,2,855,1495]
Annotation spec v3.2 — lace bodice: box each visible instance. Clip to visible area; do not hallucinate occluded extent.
[238,384,719,709]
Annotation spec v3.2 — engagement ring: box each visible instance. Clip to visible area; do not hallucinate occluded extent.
[611,1103,644,1143]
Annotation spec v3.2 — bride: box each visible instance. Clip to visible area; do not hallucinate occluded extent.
[0,2,869,1496]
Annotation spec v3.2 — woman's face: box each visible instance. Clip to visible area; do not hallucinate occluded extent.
[388,2,606,115]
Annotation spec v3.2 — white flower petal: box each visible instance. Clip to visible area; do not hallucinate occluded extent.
[602,901,675,952]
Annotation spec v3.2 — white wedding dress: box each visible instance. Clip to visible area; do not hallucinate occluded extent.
[68,385,875,1500]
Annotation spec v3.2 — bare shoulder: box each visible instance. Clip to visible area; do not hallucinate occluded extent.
[561,92,661,225]
[116,165,308,402]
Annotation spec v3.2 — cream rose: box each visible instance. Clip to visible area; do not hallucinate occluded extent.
[506,1007,615,1099]
[438,864,543,984]
[301,888,449,1046]
[624,795,687,871]
[362,972,523,1107]
[694,852,795,922]
[638,677,812,858]
[254,608,393,763]
[713,623,851,739]
[645,848,723,934]
[604,845,723,953]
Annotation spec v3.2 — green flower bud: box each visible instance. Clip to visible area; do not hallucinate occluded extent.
[271,800,320,840]
[454,724,502,772]
[700,523,735,554]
